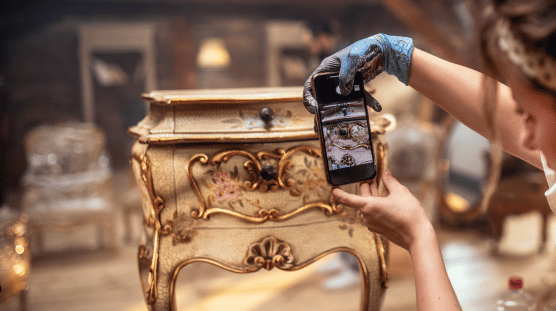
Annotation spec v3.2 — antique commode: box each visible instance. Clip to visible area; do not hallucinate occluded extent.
[129,87,392,311]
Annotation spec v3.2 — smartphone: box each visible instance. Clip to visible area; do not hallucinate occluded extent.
[312,71,376,186]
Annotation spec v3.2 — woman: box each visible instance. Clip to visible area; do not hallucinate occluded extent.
[302,0,556,310]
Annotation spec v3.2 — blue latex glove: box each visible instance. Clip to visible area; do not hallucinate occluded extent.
[303,34,414,115]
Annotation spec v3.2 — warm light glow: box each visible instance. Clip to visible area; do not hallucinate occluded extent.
[197,38,231,69]
[12,223,25,236]
[15,245,24,254]
[445,192,470,213]
[381,113,397,132]
[14,263,25,276]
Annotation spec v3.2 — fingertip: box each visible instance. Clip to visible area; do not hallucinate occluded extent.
[332,188,353,206]
[369,179,379,197]
[332,187,344,196]
[338,64,356,96]
[303,98,317,114]
[303,77,318,114]
[365,92,382,112]
[381,169,395,182]
[332,188,344,202]
[340,81,354,96]
[360,182,371,197]
[380,169,403,192]
[372,100,382,112]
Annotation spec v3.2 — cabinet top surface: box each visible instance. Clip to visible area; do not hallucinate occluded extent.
[142,86,303,105]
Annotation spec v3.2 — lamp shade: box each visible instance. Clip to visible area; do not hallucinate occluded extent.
[197,38,230,69]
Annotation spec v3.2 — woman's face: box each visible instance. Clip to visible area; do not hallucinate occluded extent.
[500,56,556,169]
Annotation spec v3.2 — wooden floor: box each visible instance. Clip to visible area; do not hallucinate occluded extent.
[2,211,556,311]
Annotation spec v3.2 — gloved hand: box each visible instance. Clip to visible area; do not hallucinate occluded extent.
[303,34,414,115]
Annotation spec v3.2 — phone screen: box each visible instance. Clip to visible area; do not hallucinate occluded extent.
[313,72,376,185]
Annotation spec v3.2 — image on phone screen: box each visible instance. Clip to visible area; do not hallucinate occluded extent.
[320,100,374,170]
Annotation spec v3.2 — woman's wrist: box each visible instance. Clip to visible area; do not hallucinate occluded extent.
[407,215,462,311]
[408,218,438,257]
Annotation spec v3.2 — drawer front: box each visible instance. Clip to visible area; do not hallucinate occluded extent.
[133,135,387,229]
[170,140,345,228]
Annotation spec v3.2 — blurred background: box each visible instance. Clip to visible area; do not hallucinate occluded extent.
[0,0,555,310]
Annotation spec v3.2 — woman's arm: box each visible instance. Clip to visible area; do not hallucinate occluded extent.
[410,222,462,311]
[333,171,462,311]
[409,48,541,169]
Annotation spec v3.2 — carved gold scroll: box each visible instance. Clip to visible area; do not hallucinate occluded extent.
[131,154,170,305]
[187,146,343,223]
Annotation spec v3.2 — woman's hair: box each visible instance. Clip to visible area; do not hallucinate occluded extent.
[474,0,556,210]
[479,0,556,97]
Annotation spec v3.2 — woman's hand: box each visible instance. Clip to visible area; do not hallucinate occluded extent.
[335,170,462,311]
[302,34,414,115]
[332,169,431,251]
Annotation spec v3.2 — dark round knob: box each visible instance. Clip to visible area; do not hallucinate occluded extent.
[259,108,275,123]
[260,165,277,180]
[341,107,347,115]
[340,128,348,137]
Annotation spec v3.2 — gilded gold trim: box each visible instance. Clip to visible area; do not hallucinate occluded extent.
[375,142,388,189]
[132,131,319,145]
[330,143,371,151]
[325,122,372,150]
[129,116,394,145]
[374,234,389,288]
[141,87,303,106]
[327,121,367,140]
[244,236,294,271]
[199,200,342,224]
[137,244,150,303]
[130,154,171,305]
[188,147,342,222]
[210,150,263,191]
[169,246,372,311]
[187,154,210,218]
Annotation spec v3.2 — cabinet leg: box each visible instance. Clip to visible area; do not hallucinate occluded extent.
[350,237,388,311]
[149,267,174,311]
[138,244,174,311]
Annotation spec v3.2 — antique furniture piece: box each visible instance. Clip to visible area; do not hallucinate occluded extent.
[0,207,31,311]
[386,115,439,220]
[129,87,392,311]
[21,122,116,253]
[435,117,551,254]
[113,168,143,244]
[78,22,156,123]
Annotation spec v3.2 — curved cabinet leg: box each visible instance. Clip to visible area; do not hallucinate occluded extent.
[349,235,388,311]
[137,233,386,311]
[138,242,174,311]
[151,261,174,311]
